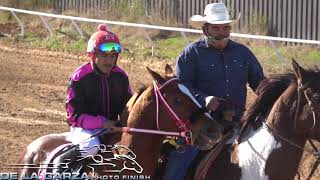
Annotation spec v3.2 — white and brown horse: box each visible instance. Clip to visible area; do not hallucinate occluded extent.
[195,60,320,180]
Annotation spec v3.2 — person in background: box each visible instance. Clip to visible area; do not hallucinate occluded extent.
[54,24,132,171]
[163,2,264,179]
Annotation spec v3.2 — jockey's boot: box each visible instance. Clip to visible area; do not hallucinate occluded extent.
[52,146,83,175]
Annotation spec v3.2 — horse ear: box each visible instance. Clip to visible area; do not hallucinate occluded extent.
[165,64,175,77]
[292,59,307,82]
[146,66,166,85]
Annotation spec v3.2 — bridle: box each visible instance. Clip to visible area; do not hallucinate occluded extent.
[112,78,209,145]
[153,78,207,145]
[294,77,320,180]
[293,78,317,131]
[153,78,192,144]
[263,77,320,179]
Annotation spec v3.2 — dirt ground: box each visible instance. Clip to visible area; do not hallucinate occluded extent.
[0,43,319,179]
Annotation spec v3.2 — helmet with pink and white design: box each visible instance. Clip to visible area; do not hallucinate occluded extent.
[87,24,122,56]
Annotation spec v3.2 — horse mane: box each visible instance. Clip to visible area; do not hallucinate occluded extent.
[128,84,148,111]
[119,84,147,126]
[244,66,320,124]
[243,73,294,123]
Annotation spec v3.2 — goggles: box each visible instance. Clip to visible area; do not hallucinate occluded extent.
[98,42,122,53]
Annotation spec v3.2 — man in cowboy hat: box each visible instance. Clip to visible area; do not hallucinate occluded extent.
[163,2,264,179]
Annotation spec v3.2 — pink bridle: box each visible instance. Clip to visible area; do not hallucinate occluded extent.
[114,78,193,144]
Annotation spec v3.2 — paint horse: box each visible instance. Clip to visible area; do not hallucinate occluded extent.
[17,65,223,179]
[195,60,320,180]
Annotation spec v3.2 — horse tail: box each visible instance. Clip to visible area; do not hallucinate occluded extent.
[16,147,38,178]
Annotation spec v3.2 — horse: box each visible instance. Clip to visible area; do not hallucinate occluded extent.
[191,59,320,180]
[16,64,223,179]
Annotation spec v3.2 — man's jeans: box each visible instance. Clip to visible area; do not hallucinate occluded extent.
[163,145,199,180]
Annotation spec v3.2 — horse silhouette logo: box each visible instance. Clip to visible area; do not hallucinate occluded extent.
[78,144,143,173]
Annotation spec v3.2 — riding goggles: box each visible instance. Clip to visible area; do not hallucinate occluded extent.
[98,42,122,53]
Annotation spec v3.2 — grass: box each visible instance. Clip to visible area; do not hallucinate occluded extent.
[155,36,198,59]
[1,28,319,75]
[0,9,319,74]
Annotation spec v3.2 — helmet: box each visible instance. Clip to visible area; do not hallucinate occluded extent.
[87,24,122,54]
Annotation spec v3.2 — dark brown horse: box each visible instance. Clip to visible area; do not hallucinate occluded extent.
[194,60,320,180]
[17,65,223,179]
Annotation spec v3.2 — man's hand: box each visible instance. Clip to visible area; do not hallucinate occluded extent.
[205,96,221,112]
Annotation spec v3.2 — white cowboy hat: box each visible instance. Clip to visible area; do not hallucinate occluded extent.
[189,2,240,30]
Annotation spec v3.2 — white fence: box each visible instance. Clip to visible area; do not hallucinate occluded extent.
[1,6,320,45]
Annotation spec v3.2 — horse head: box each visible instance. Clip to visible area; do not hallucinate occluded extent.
[146,64,223,150]
[292,59,320,141]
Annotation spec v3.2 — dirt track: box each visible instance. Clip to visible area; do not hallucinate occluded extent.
[0,43,173,169]
[0,44,319,179]
[0,45,79,169]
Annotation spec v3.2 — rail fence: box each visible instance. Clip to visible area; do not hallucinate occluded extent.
[52,0,320,41]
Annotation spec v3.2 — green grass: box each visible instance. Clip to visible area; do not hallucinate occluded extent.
[0,11,12,23]
[250,43,320,72]
[156,36,198,59]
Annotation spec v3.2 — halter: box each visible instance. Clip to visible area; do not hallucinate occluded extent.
[264,77,320,179]
[293,78,317,132]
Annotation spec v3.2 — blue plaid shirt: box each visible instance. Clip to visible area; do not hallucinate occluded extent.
[176,39,264,119]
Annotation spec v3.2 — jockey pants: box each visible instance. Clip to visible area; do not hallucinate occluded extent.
[163,145,199,180]
[68,127,104,157]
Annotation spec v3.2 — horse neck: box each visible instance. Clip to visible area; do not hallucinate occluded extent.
[119,87,164,175]
[263,83,307,179]
[267,83,307,144]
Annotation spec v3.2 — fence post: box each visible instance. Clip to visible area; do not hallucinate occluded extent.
[144,0,150,16]
[180,31,189,45]
[10,11,24,36]
[71,20,84,39]
[39,16,53,38]
[142,28,155,57]
[268,40,286,72]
